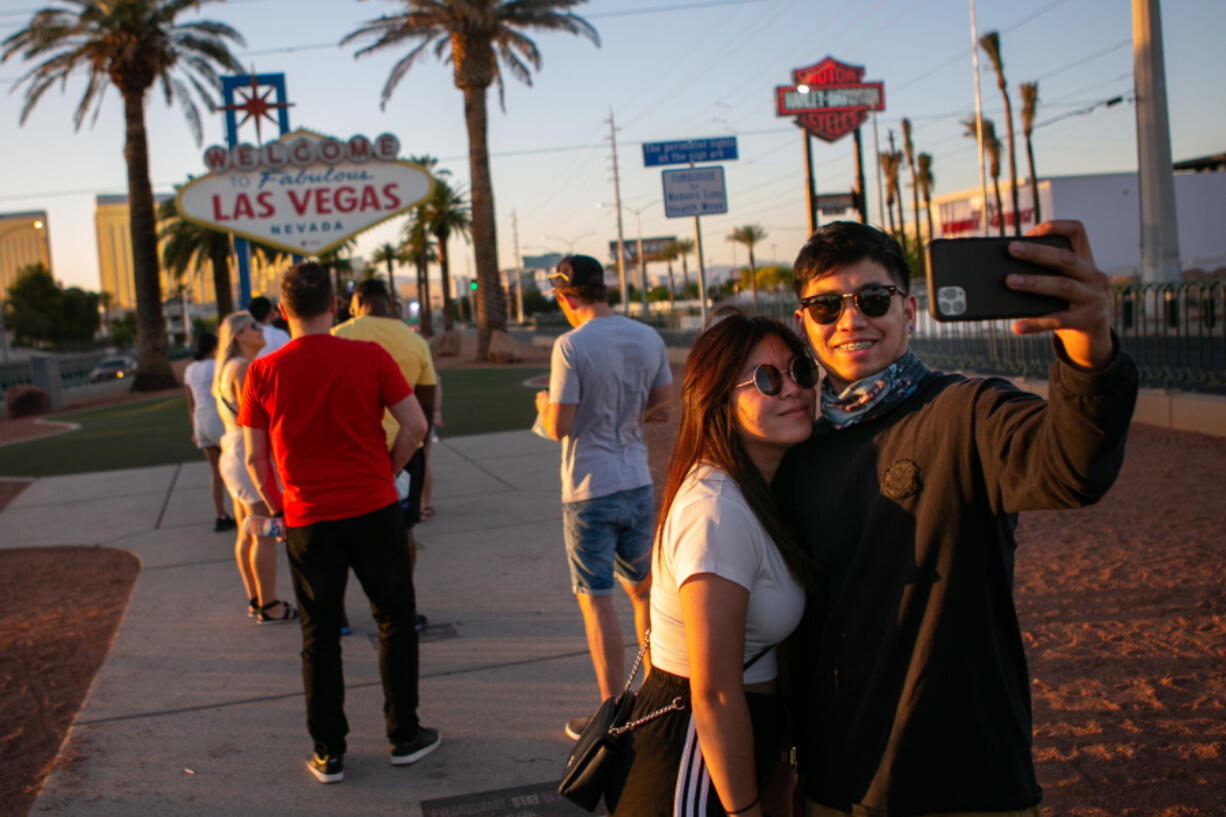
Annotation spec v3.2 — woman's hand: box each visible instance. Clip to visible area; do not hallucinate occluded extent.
[760,757,797,817]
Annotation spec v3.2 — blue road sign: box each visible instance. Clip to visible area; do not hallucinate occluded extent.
[662,166,728,218]
[642,137,738,167]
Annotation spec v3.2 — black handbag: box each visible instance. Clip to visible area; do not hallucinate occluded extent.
[558,632,685,811]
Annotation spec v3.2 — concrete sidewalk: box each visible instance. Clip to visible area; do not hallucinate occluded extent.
[0,431,618,816]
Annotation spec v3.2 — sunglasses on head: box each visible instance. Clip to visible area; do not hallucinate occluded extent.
[799,283,901,324]
[736,355,820,396]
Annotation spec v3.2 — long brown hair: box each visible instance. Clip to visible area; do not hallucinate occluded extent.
[654,308,819,589]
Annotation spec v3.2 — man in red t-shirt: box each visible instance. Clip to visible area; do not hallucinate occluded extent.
[239,261,439,784]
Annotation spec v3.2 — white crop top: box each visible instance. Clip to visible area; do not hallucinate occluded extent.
[649,464,805,685]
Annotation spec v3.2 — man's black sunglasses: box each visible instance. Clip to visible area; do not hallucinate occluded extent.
[735,355,820,397]
[799,284,901,324]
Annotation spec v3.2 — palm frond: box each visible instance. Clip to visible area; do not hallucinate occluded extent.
[979,30,1003,79]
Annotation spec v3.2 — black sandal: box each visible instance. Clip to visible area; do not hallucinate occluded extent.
[248,597,259,619]
[257,599,299,625]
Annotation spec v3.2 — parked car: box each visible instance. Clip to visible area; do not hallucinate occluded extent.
[88,356,137,382]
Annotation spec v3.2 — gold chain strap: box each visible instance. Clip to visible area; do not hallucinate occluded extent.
[608,695,686,737]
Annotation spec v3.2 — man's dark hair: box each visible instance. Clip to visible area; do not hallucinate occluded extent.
[552,255,607,304]
[280,261,333,319]
[793,221,911,295]
[193,331,218,361]
[248,296,273,322]
[354,278,390,305]
[353,278,392,317]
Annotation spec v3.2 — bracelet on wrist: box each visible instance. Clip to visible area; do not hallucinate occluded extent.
[726,794,759,815]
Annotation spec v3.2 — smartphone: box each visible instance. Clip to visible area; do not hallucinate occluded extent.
[926,235,1071,322]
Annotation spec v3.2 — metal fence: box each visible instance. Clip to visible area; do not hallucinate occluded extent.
[0,352,109,394]
[908,280,1225,391]
[534,280,1225,393]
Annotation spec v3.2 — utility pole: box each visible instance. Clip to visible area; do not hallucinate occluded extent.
[511,209,525,323]
[852,127,868,224]
[888,129,909,256]
[803,132,818,234]
[872,113,886,228]
[1132,0,1181,283]
[970,0,990,235]
[606,110,629,312]
[635,212,647,311]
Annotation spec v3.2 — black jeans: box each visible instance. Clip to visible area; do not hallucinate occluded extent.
[285,502,419,757]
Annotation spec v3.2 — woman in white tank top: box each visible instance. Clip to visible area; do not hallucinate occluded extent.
[609,309,821,817]
[214,311,296,624]
[182,331,231,531]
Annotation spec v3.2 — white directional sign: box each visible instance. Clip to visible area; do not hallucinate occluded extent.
[662,166,728,218]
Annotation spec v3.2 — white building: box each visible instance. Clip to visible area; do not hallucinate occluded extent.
[930,169,1226,279]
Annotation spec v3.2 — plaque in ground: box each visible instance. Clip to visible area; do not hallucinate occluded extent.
[421,780,596,816]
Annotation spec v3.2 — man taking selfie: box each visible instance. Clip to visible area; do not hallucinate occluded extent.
[774,220,1138,816]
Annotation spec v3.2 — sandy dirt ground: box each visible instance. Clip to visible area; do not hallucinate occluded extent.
[1,333,1223,815]
[0,545,140,817]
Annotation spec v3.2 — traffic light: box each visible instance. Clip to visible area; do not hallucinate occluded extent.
[469,280,478,292]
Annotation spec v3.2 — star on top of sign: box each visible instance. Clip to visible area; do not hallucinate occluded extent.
[219,71,294,146]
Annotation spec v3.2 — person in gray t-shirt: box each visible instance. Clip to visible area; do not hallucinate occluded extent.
[534,254,672,739]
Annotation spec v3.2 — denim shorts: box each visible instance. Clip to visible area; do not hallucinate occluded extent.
[562,484,654,595]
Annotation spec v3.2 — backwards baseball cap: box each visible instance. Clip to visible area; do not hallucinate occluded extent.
[546,255,605,293]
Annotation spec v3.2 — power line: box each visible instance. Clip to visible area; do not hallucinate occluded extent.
[586,0,768,19]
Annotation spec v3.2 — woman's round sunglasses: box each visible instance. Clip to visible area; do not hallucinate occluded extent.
[799,283,901,324]
[736,355,820,397]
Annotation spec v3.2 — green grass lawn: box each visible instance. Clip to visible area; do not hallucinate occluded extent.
[0,366,548,477]
[0,396,198,477]
[435,366,548,438]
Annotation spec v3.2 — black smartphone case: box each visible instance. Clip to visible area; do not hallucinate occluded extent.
[926,235,1071,321]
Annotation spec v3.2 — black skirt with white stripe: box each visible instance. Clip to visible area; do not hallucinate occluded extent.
[606,666,784,816]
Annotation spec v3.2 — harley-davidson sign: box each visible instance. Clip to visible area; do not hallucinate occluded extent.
[175,128,433,256]
[775,57,885,143]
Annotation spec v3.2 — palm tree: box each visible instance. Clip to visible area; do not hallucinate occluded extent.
[879,150,908,258]
[3,0,243,389]
[917,152,936,246]
[400,214,438,335]
[401,155,447,335]
[424,179,472,331]
[343,1,599,361]
[675,238,695,299]
[99,290,114,328]
[1019,81,1041,225]
[963,115,1005,236]
[980,31,1021,236]
[901,118,924,274]
[318,242,357,321]
[727,225,766,305]
[370,242,402,308]
[879,151,898,237]
[157,195,234,316]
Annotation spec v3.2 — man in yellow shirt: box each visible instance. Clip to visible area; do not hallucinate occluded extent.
[332,279,437,571]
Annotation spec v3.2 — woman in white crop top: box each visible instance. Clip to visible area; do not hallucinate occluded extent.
[609,310,820,817]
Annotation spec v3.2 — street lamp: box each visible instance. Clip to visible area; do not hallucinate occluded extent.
[544,232,594,254]
[598,201,658,313]
[0,218,47,363]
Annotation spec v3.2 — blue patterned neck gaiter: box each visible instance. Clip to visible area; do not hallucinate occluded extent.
[820,350,929,429]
